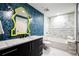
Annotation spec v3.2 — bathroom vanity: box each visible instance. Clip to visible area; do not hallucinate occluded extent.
[0,36,43,56]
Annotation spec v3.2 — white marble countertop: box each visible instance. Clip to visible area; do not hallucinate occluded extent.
[0,36,43,50]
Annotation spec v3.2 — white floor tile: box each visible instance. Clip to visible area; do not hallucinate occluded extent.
[42,47,72,56]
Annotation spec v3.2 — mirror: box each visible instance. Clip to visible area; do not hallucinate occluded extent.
[15,7,29,18]
[0,20,4,34]
[11,7,31,36]
[16,16,28,35]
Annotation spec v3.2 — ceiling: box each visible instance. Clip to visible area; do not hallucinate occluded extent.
[29,3,76,17]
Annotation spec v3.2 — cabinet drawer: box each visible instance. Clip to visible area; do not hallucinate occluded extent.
[0,46,18,56]
[1,48,18,56]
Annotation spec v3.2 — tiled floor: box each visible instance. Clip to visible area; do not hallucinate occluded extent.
[42,47,72,56]
[42,37,77,56]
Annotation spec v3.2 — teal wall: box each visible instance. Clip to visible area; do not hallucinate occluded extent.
[0,3,44,40]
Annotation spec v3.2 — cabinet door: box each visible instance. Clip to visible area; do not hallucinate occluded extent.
[35,38,43,56]
[18,42,31,56]
[30,38,43,56]
[0,46,18,56]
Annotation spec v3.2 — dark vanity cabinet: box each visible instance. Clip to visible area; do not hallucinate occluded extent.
[30,38,43,56]
[17,42,31,56]
[0,37,43,56]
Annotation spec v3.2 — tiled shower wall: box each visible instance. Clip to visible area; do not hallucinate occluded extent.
[48,13,75,39]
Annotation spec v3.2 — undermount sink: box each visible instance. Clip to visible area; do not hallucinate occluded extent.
[0,41,8,49]
[4,39,25,46]
[27,36,42,39]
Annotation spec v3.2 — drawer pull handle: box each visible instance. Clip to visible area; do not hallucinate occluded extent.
[2,48,17,55]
